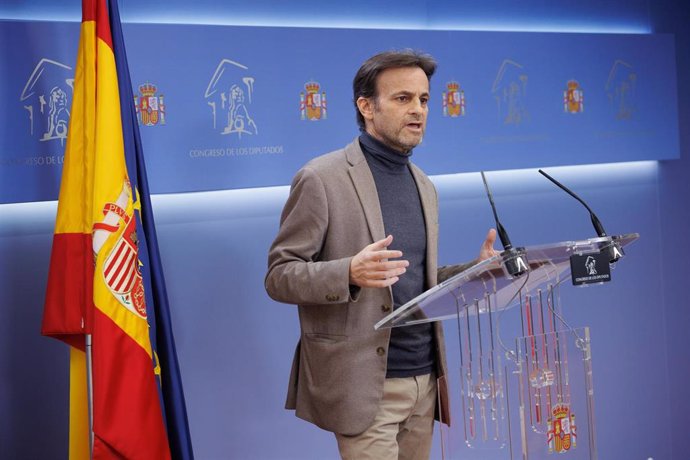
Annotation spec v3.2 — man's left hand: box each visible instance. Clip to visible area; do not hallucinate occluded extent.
[478,228,499,261]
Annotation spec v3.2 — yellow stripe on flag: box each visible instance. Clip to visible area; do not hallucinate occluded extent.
[55,21,96,236]
[69,348,89,460]
[91,38,126,226]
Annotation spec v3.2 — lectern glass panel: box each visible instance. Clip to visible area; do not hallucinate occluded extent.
[375,234,638,331]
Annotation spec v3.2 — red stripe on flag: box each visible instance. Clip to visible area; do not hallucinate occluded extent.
[95,0,113,50]
[112,247,133,290]
[42,233,94,350]
[120,258,137,293]
[92,308,171,459]
[82,0,97,22]
[104,241,127,278]
[108,251,127,289]
[113,250,135,292]
[93,222,120,233]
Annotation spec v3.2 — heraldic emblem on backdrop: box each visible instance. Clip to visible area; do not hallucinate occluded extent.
[136,83,166,126]
[563,80,584,114]
[442,81,465,118]
[300,80,327,121]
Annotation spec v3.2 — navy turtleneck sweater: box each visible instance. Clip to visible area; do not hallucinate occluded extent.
[359,132,435,378]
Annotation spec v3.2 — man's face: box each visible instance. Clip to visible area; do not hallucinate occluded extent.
[359,66,430,153]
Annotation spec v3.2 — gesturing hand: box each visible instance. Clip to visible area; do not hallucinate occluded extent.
[349,235,409,288]
[478,228,499,261]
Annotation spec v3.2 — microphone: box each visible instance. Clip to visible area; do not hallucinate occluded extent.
[538,169,624,263]
[480,171,529,278]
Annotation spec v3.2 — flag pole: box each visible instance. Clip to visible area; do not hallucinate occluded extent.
[86,333,94,459]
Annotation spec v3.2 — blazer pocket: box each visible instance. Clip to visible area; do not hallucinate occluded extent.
[304,332,347,344]
[302,333,350,388]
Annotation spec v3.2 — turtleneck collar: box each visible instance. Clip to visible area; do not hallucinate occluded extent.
[359,131,412,171]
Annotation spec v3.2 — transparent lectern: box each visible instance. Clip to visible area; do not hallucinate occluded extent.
[375,234,638,460]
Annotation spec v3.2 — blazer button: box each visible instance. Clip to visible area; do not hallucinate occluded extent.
[376,347,385,356]
[381,304,391,313]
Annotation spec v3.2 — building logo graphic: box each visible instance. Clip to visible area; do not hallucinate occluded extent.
[442,81,465,118]
[492,59,529,125]
[547,404,577,453]
[563,80,584,114]
[606,60,637,120]
[205,59,258,138]
[585,255,597,276]
[300,81,327,121]
[135,83,166,126]
[20,58,74,145]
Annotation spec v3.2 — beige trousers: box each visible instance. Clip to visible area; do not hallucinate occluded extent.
[335,373,437,460]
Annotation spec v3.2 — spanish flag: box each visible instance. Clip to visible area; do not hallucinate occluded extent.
[42,1,190,458]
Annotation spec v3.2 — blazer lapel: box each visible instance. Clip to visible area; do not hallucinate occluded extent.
[410,164,439,288]
[345,139,386,243]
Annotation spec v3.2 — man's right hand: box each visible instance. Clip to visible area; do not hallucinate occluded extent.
[349,235,409,288]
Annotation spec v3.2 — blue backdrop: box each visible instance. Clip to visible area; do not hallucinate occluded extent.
[0,21,680,203]
[1,0,689,459]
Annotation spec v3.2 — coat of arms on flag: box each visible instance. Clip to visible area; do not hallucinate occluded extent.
[93,180,147,318]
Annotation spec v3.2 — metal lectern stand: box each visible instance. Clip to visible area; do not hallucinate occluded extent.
[375,234,639,460]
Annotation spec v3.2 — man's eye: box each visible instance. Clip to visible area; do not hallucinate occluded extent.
[420,98,429,105]
[397,96,409,102]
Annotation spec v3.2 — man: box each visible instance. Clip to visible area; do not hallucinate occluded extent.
[265,50,497,459]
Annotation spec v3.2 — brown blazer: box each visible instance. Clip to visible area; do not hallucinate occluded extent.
[265,138,470,436]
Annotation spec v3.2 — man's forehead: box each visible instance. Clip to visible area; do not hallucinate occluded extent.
[376,66,430,93]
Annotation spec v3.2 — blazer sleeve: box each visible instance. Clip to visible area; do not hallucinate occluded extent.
[437,260,478,284]
[265,166,354,306]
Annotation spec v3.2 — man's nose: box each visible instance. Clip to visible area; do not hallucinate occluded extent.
[408,98,424,115]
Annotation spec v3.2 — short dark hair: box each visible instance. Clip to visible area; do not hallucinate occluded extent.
[352,50,437,129]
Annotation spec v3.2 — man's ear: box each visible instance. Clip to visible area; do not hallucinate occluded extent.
[356,96,374,123]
